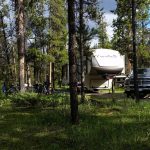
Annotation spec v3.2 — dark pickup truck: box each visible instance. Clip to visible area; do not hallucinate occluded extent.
[124,68,150,98]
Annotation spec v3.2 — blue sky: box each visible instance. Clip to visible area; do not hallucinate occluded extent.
[102,0,116,13]
[102,0,117,39]
[101,0,150,35]
[91,0,117,46]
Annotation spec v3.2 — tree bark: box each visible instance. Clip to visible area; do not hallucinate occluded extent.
[48,62,52,93]
[0,12,10,65]
[15,0,25,92]
[52,63,55,91]
[79,0,85,103]
[132,0,139,102]
[67,0,79,124]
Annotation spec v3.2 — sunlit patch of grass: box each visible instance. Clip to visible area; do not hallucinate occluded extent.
[34,131,50,137]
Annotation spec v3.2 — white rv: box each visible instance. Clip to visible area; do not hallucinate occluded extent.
[62,48,125,91]
[84,49,125,91]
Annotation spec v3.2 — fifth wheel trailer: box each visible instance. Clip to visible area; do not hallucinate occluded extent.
[62,48,125,91]
[84,49,125,91]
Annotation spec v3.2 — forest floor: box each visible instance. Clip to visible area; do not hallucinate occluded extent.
[0,91,150,150]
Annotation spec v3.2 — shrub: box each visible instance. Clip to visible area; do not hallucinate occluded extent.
[9,92,69,108]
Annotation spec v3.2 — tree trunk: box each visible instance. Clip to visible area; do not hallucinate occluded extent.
[0,11,10,85]
[79,0,85,103]
[112,79,115,103]
[0,12,10,65]
[12,47,17,82]
[15,0,25,92]
[48,62,52,93]
[26,64,31,87]
[52,63,55,91]
[67,0,79,124]
[132,0,139,102]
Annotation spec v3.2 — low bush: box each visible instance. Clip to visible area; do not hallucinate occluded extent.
[8,92,69,108]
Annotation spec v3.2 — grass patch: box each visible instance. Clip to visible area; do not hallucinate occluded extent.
[3,92,70,108]
[0,92,150,149]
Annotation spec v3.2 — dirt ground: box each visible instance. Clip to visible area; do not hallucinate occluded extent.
[86,91,126,99]
[86,90,150,100]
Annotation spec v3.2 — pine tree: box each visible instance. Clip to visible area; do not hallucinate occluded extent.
[97,14,111,48]
[46,0,67,91]
[67,0,79,124]
[0,1,16,84]
[25,0,67,87]
[112,0,150,67]
[76,0,101,102]
[15,0,25,92]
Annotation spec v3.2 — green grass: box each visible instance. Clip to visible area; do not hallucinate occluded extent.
[0,92,150,150]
